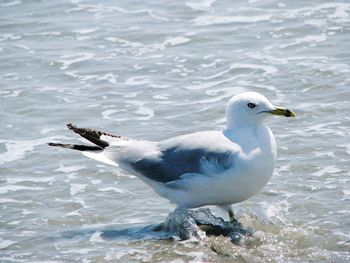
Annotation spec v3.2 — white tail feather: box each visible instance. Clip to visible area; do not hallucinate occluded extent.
[82,151,119,167]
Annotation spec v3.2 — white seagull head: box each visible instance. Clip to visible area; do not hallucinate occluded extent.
[226,92,295,130]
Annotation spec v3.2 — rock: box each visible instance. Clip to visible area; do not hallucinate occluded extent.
[154,207,253,243]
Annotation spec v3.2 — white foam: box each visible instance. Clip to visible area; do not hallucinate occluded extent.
[107,5,169,21]
[89,231,105,243]
[278,164,291,172]
[193,14,272,26]
[70,0,169,21]
[327,5,350,22]
[201,63,278,81]
[313,166,342,177]
[66,210,81,216]
[104,251,130,261]
[106,37,143,48]
[124,76,152,86]
[98,187,125,193]
[230,63,278,75]
[57,53,95,70]
[184,251,205,263]
[0,138,49,165]
[343,190,350,197]
[153,94,170,100]
[186,0,217,11]
[2,89,22,97]
[70,184,87,195]
[76,36,90,41]
[134,104,154,120]
[136,36,191,55]
[36,31,61,36]
[101,109,119,120]
[5,176,54,184]
[0,198,31,204]
[0,185,43,194]
[279,34,327,48]
[163,36,191,46]
[8,220,21,225]
[186,76,241,90]
[22,209,35,215]
[200,58,225,68]
[0,239,16,249]
[97,73,119,84]
[73,28,97,34]
[337,144,350,155]
[298,34,327,43]
[91,179,101,185]
[40,128,55,135]
[0,34,21,42]
[0,1,21,7]
[247,200,289,225]
[304,19,325,27]
[55,164,85,173]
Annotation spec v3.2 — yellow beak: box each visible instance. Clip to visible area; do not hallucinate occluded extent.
[270,107,296,117]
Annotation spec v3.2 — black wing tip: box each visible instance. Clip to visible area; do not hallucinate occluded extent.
[48,142,103,151]
[48,142,73,148]
[67,123,76,130]
[48,142,61,147]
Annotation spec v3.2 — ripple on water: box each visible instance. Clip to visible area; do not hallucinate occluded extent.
[57,53,95,70]
[0,239,16,249]
[0,138,47,165]
[192,14,272,26]
[55,164,85,173]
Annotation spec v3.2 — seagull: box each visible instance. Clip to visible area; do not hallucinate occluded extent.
[48,92,295,222]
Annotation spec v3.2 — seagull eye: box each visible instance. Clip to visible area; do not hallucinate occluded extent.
[247,103,256,109]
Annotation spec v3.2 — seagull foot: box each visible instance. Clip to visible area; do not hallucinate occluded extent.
[158,207,253,243]
[229,215,242,227]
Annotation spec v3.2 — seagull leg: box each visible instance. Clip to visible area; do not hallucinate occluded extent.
[220,205,239,224]
[227,207,239,224]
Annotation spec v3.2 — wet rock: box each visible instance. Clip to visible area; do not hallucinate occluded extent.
[155,207,253,243]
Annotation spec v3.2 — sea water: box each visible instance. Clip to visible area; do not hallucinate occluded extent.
[0,0,349,262]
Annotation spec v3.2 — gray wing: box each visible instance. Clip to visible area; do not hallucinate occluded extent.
[129,143,235,184]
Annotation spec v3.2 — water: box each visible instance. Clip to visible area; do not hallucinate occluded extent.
[1,0,349,261]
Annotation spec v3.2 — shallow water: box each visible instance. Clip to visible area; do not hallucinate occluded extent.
[1,0,349,262]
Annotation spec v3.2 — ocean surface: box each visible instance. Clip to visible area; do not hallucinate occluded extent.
[1,0,349,262]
